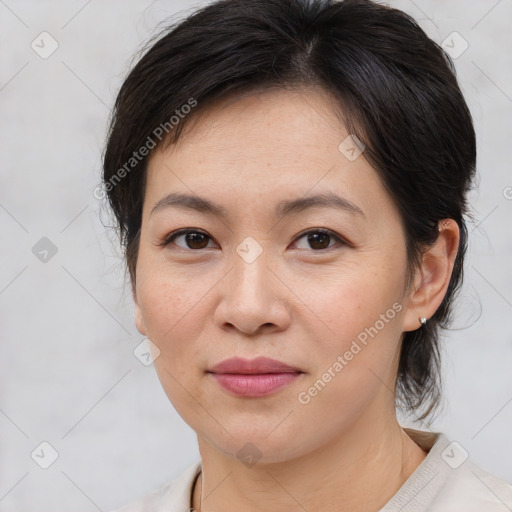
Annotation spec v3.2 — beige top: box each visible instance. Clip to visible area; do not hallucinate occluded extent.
[111,429,512,511]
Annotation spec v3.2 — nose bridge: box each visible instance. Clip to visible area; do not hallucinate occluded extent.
[230,238,273,304]
[214,237,289,335]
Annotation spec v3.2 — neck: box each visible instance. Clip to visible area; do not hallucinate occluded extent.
[192,417,427,512]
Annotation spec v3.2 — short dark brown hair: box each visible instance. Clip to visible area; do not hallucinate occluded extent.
[102,0,476,420]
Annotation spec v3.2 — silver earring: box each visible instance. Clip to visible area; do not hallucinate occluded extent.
[419,317,427,326]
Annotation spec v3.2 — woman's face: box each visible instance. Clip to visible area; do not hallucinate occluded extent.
[134,87,419,463]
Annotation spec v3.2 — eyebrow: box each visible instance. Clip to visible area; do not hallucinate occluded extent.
[150,191,365,219]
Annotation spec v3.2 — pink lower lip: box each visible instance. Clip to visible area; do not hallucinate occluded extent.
[209,372,301,397]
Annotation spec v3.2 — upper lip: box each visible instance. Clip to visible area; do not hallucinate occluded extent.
[208,356,302,374]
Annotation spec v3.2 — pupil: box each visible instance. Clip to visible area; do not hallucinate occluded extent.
[187,232,208,249]
[309,232,330,250]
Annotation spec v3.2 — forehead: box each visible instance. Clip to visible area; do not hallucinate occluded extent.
[160,86,345,161]
[144,87,394,225]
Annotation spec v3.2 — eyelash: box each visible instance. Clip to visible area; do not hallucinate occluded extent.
[160,228,348,252]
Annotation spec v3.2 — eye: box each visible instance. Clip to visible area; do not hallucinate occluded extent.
[161,229,216,250]
[293,228,346,251]
[161,228,347,252]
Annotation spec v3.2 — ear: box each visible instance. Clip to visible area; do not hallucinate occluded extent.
[132,282,148,336]
[402,219,460,332]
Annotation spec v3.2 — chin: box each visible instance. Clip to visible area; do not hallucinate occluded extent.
[201,428,314,468]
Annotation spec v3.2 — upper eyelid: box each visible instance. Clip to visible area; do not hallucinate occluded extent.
[293,228,348,248]
[162,228,212,247]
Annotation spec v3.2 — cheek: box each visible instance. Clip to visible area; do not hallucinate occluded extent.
[302,262,400,338]
[304,263,405,389]
[136,272,208,416]
[136,265,206,367]
[137,248,204,329]
[295,304,404,441]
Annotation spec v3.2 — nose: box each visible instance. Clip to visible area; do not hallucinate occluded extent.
[213,251,291,336]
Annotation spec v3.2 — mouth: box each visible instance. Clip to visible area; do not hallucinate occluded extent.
[206,357,304,397]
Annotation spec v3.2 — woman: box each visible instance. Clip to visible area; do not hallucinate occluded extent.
[103,0,512,510]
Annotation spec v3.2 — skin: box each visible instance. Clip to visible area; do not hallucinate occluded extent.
[133,86,460,512]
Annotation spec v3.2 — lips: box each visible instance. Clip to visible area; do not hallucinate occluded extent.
[207,356,303,375]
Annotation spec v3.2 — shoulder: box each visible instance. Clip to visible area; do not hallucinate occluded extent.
[381,430,512,512]
[108,459,202,512]
[429,457,512,511]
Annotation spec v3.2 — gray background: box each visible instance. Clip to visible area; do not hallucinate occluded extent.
[1,0,511,510]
